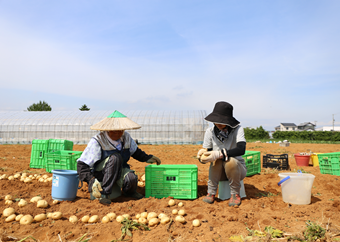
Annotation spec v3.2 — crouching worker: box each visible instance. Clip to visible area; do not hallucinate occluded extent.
[77,111,161,205]
[197,101,247,207]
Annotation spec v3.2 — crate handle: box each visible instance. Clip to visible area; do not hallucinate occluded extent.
[277,176,290,186]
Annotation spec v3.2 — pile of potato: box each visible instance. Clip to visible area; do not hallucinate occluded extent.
[2,196,201,227]
[0,172,52,183]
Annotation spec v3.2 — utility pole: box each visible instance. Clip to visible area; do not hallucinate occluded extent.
[314,121,317,130]
[333,114,335,131]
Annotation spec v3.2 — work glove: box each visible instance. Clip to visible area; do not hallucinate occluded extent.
[197,148,207,160]
[91,179,103,199]
[201,149,228,164]
[146,156,161,165]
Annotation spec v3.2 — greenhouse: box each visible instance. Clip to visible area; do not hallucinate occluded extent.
[0,110,209,145]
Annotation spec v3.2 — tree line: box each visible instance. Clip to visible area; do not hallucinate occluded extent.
[27,101,90,111]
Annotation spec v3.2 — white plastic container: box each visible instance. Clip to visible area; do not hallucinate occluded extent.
[218,180,247,200]
[278,173,315,205]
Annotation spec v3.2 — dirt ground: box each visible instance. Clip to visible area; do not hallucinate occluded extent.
[1,143,340,242]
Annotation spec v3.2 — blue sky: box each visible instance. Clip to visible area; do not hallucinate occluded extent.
[0,0,339,130]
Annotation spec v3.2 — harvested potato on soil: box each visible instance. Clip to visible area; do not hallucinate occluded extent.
[160,216,170,225]
[81,215,90,223]
[30,196,42,203]
[116,215,124,223]
[69,215,78,223]
[5,194,12,200]
[175,215,186,223]
[51,212,62,220]
[107,212,116,221]
[5,214,16,222]
[178,209,186,216]
[172,209,178,215]
[34,214,47,222]
[18,199,28,207]
[178,202,184,207]
[16,214,24,221]
[148,218,159,226]
[140,212,148,219]
[37,200,48,208]
[88,215,99,223]
[5,200,13,205]
[20,215,34,225]
[192,219,201,227]
[102,216,110,223]
[147,212,157,220]
[138,217,147,224]
[3,207,15,217]
[168,199,175,206]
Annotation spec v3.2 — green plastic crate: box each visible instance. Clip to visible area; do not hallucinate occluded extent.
[48,139,73,153]
[318,152,340,176]
[30,139,49,168]
[145,164,197,199]
[45,150,83,173]
[242,150,261,176]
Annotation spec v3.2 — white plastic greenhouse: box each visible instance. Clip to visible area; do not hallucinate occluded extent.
[0,110,209,145]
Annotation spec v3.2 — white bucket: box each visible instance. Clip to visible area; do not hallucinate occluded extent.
[278,173,315,205]
[218,180,247,200]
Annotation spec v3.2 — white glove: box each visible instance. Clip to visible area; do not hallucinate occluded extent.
[197,148,207,159]
[200,150,222,164]
[92,179,103,199]
[146,156,161,165]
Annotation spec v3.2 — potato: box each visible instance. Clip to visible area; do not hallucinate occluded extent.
[3,208,15,217]
[5,214,16,222]
[178,202,184,207]
[5,200,13,205]
[140,212,148,219]
[168,199,176,206]
[5,195,12,200]
[178,209,186,216]
[52,200,59,204]
[24,178,32,183]
[18,199,28,207]
[122,214,131,220]
[135,214,141,219]
[47,177,53,182]
[20,215,34,225]
[141,174,145,181]
[37,200,48,208]
[88,215,99,223]
[148,218,159,227]
[69,215,78,223]
[107,212,116,221]
[14,174,21,179]
[8,176,14,181]
[116,215,124,223]
[38,178,44,182]
[138,181,144,186]
[81,215,90,223]
[51,212,62,220]
[42,174,49,179]
[30,196,42,203]
[158,213,167,219]
[147,212,157,221]
[138,217,147,224]
[47,212,53,218]
[175,215,186,223]
[192,219,201,227]
[160,216,170,225]
[34,214,47,222]
[16,214,24,221]
[172,209,178,215]
[102,216,110,223]
[22,173,27,178]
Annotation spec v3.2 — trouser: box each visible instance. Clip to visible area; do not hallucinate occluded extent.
[94,153,138,195]
[208,157,247,196]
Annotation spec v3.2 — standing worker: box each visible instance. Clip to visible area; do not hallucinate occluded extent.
[197,101,247,207]
[77,110,161,205]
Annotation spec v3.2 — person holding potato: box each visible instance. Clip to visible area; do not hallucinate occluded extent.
[197,101,247,207]
[77,110,161,205]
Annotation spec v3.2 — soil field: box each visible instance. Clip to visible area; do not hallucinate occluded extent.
[1,143,340,242]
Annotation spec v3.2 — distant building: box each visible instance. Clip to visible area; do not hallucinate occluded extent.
[315,126,340,131]
[297,122,316,131]
[278,123,297,131]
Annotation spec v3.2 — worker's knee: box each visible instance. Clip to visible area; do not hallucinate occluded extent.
[225,157,238,170]
[122,172,138,194]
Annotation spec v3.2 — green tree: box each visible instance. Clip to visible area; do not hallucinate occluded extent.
[79,104,90,111]
[27,100,52,111]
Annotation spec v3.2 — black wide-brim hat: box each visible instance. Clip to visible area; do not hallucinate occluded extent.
[205,101,240,128]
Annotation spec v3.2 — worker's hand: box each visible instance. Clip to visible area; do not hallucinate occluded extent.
[92,179,103,199]
[147,156,161,165]
[200,150,222,164]
[197,148,207,160]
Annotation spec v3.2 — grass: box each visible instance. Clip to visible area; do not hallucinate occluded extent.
[110,218,150,242]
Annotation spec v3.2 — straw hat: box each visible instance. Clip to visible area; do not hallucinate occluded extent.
[90,110,141,131]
